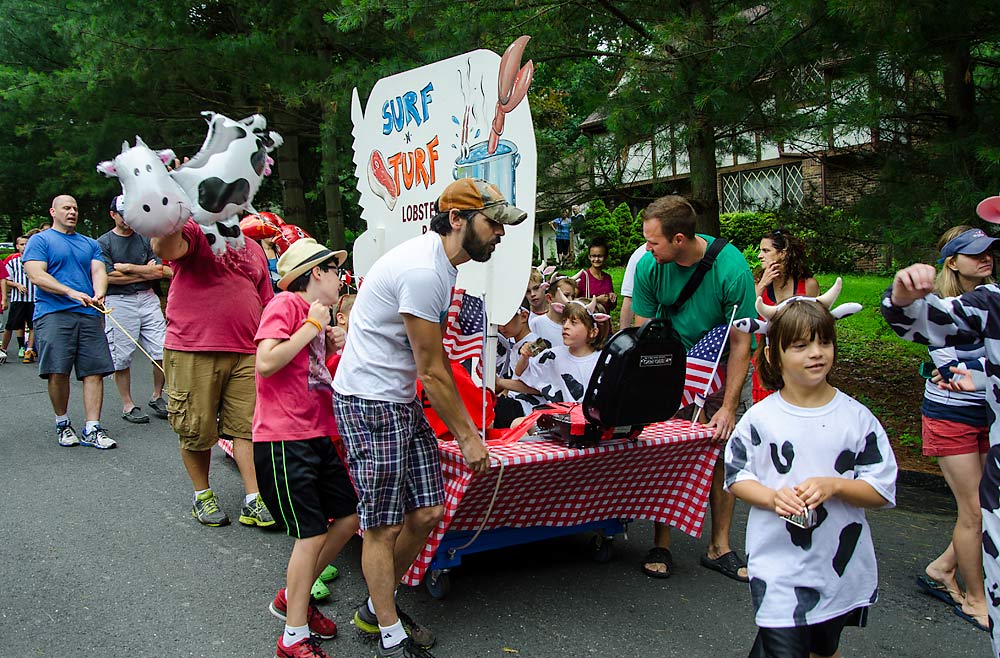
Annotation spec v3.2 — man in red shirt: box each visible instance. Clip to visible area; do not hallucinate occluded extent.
[152,220,275,528]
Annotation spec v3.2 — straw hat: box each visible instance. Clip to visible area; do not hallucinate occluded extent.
[276,238,348,291]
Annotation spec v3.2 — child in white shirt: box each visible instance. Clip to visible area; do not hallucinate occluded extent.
[725,297,896,658]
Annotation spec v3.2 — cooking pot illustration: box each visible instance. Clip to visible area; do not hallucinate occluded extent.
[453,139,520,205]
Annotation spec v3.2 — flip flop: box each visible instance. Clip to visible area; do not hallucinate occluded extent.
[916,574,961,606]
[700,551,750,583]
[953,605,990,632]
[641,546,673,579]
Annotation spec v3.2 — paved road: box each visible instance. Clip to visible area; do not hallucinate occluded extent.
[0,355,990,657]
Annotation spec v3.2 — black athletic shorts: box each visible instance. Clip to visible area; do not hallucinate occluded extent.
[6,302,33,332]
[748,607,868,658]
[556,238,570,256]
[254,437,359,539]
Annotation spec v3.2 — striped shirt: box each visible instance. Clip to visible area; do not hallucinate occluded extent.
[3,254,37,303]
[921,341,988,426]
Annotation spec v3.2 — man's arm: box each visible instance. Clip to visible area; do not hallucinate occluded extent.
[703,329,750,440]
[151,228,190,262]
[91,259,107,304]
[403,313,489,474]
[109,261,167,284]
[619,296,634,332]
[24,261,93,306]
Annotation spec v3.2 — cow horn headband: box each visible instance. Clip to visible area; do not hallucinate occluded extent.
[549,298,610,323]
[733,277,862,336]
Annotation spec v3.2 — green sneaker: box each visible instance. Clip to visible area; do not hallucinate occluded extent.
[192,490,230,526]
[319,564,339,583]
[238,493,276,527]
[354,602,435,649]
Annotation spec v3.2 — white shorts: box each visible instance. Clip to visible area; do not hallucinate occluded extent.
[104,290,166,370]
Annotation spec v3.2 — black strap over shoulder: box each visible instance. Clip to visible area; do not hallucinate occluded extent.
[665,237,728,316]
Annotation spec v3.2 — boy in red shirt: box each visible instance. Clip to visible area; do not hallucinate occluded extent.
[254,239,360,658]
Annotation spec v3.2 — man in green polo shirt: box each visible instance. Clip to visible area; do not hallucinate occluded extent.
[631,195,756,583]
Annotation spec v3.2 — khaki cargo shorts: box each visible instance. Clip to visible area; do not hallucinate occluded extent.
[163,349,255,451]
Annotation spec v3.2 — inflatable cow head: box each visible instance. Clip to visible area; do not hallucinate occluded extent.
[170,111,283,255]
[96,137,190,237]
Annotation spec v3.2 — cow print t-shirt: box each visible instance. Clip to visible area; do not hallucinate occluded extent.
[724,389,897,628]
[513,345,600,408]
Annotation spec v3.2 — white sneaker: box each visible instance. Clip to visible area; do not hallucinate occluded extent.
[80,426,117,450]
[0,348,7,364]
[56,423,80,447]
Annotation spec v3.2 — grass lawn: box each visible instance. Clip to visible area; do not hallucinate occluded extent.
[562,267,934,473]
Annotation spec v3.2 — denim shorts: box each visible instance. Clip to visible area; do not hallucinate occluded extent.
[333,393,444,530]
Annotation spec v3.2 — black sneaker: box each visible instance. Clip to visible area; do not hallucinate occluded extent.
[355,602,435,648]
[376,638,436,658]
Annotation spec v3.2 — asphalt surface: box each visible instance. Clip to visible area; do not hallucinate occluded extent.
[0,354,991,657]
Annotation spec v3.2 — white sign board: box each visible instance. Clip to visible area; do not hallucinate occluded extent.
[350,42,536,327]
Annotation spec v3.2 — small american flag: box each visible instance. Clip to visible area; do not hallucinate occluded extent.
[442,288,485,363]
[682,323,728,407]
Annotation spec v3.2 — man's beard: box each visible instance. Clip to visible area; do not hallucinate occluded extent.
[463,228,496,263]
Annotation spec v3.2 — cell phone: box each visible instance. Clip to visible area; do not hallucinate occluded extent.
[919,361,936,379]
[781,508,817,529]
[525,338,551,357]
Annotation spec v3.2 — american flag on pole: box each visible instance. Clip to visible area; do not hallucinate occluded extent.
[442,288,485,363]
[681,323,728,407]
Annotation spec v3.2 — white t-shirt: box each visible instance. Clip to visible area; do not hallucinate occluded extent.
[513,345,600,407]
[620,244,650,298]
[724,390,897,628]
[528,312,564,347]
[334,232,456,403]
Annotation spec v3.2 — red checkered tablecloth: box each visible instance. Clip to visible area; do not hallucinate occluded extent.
[402,419,718,586]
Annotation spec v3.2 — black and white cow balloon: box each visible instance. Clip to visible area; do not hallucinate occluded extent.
[97,111,283,257]
[170,112,283,255]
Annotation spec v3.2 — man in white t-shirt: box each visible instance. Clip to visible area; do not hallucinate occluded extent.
[333,178,526,658]
[618,243,649,331]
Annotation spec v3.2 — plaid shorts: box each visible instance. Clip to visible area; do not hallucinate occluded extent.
[333,392,444,530]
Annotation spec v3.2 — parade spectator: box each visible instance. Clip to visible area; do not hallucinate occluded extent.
[727,298,896,657]
[99,196,172,424]
[528,276,575,351]
[550,209,572,266]
[525,268,548,316]
[752,229,819,403]
[334,178,525,658]
[630,195,756,581]
[152,217,274,529]
[575,236,617,312]
[1,235,37,362]
[254,239,359,658]
[510,298,609,415]
[882,259,1000,649]
[618,244,648,332]
[913,226,994,631]
[22,195,117,449]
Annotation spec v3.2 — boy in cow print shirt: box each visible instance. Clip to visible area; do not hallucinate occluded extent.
[726,298,896,657]
[883,261,1000,652]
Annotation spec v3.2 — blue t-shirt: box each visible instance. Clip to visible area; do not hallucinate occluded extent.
[553,216,571,240]
[22,229,102,319]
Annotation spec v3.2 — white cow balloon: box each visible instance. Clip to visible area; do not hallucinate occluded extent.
[96,137,190,237]
[169,112,283,255]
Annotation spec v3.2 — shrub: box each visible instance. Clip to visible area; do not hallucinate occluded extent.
[575,200,627,267]
[719,211,776,251]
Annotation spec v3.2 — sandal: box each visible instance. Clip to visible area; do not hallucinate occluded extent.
[916,574,962,607]
[641,546,673,579]
[953,605,990,632]
[700,551,749,583]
